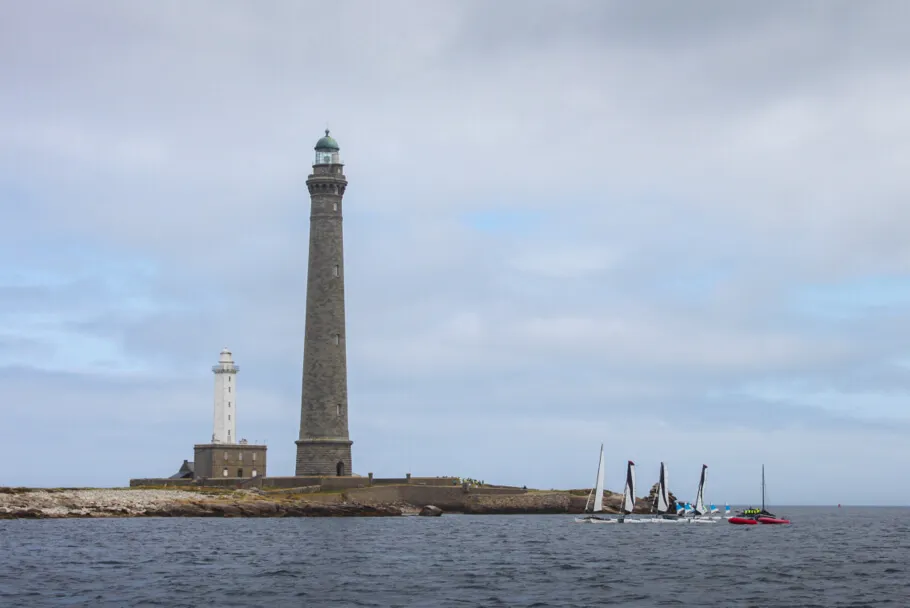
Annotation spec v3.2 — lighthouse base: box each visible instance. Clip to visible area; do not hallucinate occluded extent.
[295,439,353,477]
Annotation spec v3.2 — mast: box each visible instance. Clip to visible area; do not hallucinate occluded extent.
[761,464,766,512]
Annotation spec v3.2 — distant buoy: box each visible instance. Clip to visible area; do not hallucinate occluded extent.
[838,504,841,508]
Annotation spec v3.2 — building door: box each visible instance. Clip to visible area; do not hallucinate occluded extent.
[237,468,243,477]
[336,461,344,476]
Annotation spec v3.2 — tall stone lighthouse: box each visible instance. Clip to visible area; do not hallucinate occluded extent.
[296,130,353,477]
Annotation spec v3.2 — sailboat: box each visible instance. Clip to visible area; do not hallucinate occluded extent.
[647,461,683,523]
[728,465,791,525]
[688,464,717,523]
[653,461,671,515]
[574,444,610,523]
[692,464,708,515]
[615,460,643,523]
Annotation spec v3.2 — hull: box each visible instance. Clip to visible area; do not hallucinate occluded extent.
[619,516,718,524]
[757,516,790,525]
[572,516,652,524]
[728,517,758,525]
[647,517,689,524]
[643,518,697,524]
[574,516,618,524]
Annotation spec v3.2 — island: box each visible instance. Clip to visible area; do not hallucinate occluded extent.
[0,482,679,519]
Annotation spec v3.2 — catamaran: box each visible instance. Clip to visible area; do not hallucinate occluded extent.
[574,455,640,524]
[687,464,717,523]
[574,444,610,523]
[645,461,685,523]
[728,465,791,525]
[616,460,639,523]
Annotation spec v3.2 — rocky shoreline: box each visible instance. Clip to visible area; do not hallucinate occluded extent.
[0,488,402,519]
[0,486,668,519]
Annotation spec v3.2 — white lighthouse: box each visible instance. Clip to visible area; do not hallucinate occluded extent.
[212,347,239,444]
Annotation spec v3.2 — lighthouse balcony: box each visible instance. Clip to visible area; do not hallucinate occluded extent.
[212,364,240,373]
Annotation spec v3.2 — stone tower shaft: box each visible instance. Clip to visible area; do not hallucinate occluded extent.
[295,130,353,477]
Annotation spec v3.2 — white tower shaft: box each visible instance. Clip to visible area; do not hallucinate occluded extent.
[212,348,239,444]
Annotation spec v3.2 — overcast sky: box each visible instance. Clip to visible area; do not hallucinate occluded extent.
[2,1,909,505]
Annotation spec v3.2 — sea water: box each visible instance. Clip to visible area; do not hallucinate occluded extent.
[0,507,907,607]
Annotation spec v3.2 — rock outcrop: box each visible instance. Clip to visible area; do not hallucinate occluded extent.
[418,505,443,517]
[0,488,400,519]
[645,482,678,512]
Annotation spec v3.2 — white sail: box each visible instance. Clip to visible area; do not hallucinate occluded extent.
[656,461,670,513]
[592,444,605,513]
[693,464,708,515]
[622,460,636,514]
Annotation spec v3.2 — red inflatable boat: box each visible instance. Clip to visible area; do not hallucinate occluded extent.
[728,517,757,525]
[757,516,790,525]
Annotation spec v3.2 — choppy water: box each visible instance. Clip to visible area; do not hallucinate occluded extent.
[1,507,907,607]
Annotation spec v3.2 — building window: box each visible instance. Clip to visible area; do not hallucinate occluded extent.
[252,469,258,477]
[337,404,341,416]
[253,453,257,461]
[238,452,242,461]
[334,334,340,345]
[333,265,339,277]
[222,468,228,477]
[228,401,231,407]
[333,202,338,211]
[228,387,231,393]
[237,468,243,477]
[228,415,230,421]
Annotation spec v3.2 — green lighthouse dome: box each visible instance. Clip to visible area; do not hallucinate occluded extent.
[315,129,340,151]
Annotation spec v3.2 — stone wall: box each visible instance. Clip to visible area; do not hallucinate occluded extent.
[469,487,531,496]
[320,476,371,490]
[260,476,325,489]
[408,477,461,486]
[130,474,498,494]
[463,492,570,514]
[398,486,469,510]
[257,475,459,490]
[128,478,195,488]
[370,477,409,486]
[341,486,551,513]
[344,486,407,505]
[129,477,262,489]
[197,477,259,489]
[342,485,483,511]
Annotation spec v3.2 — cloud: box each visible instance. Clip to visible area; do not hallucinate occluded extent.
[1,1,909,502]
